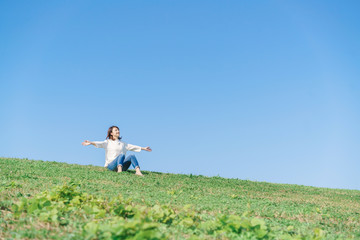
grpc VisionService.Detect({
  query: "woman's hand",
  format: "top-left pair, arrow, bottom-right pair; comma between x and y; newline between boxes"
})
142,146 -> 152,152
82,140 -> 92,146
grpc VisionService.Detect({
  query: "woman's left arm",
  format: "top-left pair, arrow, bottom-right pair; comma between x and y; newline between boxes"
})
141,147 -> 152,152
126,143 -> 152,152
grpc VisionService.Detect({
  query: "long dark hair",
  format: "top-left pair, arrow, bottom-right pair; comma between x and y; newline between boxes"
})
106,126 -> 122,140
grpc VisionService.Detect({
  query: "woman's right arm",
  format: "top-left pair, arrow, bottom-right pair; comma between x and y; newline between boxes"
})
82,140 -> 106,148
82,140 -> 97,147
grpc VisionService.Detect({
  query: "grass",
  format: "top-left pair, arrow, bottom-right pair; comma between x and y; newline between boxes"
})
0,157 -> 359,239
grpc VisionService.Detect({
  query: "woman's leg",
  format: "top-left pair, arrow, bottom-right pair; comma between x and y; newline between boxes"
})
122,154 -> 143,175
116,154 -> 126,172
107,154 -> 125,172
122,154 -> 139,170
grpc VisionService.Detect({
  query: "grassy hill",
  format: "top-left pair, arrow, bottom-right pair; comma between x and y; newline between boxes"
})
0,157 -> 359,239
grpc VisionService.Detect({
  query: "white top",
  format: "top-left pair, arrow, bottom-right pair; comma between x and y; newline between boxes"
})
93,139 -> 142,167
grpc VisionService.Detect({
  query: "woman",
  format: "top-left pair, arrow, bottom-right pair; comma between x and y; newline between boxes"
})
82,126 -> 152,176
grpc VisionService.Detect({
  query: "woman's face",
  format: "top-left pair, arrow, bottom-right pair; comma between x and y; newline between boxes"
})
111,127 -> 120,140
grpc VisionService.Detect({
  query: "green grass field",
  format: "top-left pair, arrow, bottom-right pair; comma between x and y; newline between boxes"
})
1,157 -> 359,239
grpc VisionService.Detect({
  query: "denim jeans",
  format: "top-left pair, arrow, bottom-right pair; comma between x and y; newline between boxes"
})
107,154 -> 140,171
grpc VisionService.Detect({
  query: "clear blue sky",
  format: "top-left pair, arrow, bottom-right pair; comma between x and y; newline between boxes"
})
1,1 -> 359,190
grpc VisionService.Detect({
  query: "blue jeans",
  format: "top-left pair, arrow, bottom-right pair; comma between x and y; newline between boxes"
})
107,154 -> 140,171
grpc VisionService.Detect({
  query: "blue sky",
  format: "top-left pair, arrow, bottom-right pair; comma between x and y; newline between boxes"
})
1,1 -> 359,190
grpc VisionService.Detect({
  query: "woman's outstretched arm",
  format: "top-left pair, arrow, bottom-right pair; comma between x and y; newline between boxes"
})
82,140 -> 107,148
82,140 -> 96,146
126,143 -> 152,152
141,147 -> 152,152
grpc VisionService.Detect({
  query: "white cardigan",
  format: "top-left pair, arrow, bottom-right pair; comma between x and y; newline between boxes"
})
93,139 -> 142,167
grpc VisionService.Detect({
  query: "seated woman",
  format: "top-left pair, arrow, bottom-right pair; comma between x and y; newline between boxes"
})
82,126 -> 152,176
